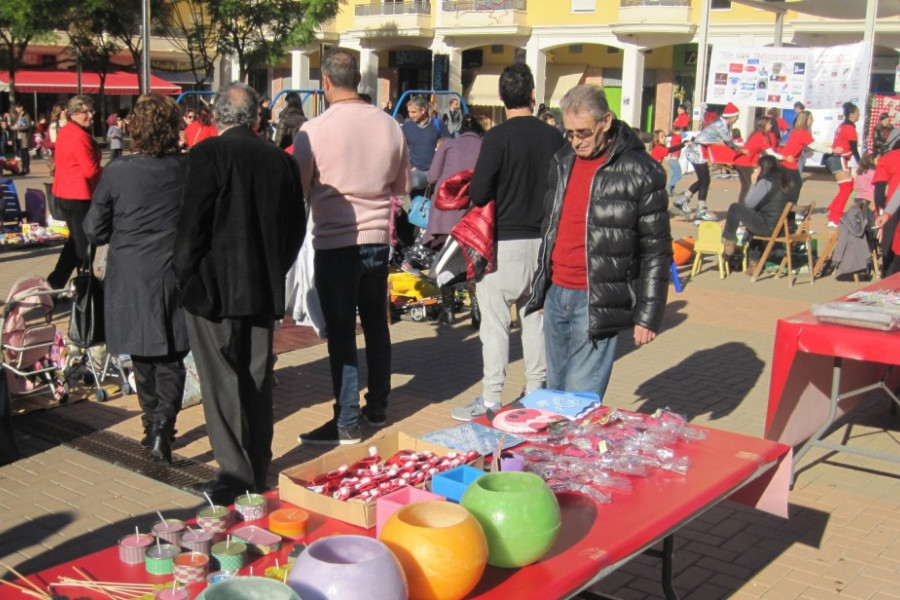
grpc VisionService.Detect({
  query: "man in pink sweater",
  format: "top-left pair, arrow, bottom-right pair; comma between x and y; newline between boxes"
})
293,48 -> 410,445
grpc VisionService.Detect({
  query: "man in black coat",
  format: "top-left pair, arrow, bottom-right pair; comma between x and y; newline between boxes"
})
173,82 -> 305,503
526,84 -> 672,402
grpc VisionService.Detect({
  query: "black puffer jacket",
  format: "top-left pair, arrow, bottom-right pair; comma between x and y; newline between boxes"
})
526,121 -> 672,338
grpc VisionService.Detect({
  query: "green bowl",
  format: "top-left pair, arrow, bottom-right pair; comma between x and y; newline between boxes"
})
460,471 -> 561,568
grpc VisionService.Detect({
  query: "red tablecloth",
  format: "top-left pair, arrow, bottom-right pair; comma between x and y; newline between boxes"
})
10,426 -> 789,600
765,274 -> 900,447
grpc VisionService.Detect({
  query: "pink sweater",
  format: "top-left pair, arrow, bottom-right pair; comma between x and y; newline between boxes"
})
854,169 -> 875,201
294,102 -> 410,250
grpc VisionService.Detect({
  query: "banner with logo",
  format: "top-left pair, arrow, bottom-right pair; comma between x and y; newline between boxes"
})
705,42 -> 869,110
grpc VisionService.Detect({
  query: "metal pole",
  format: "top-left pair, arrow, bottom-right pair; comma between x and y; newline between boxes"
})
141,0 -> 151,94
862,0 -> 879,108
692,0 -> 711,128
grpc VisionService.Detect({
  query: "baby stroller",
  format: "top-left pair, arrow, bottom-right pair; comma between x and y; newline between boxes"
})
1,276 -> 69,404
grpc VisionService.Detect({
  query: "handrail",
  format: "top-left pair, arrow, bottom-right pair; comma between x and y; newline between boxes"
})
442,0 -> 526,10
391,90 -> 469,119
355,1 -> 432,16
620,0 -> 690,7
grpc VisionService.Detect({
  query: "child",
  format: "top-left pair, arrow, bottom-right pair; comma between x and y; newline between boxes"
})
731,128 -> 744,145
855,152 -> 878,214
650,129 -> 685,196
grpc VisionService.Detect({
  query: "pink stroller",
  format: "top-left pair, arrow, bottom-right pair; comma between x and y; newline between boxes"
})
1,276 -> 69,403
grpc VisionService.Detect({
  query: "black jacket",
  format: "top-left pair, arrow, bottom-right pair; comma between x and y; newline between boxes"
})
173,126 -> 305,319
83,153 -> 190,356
526,121 -> 672,338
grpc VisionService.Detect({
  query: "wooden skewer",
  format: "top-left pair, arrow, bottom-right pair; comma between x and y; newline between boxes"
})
70,567 -> 119,600
0,578 -> 48,598
0,563 -> 49,599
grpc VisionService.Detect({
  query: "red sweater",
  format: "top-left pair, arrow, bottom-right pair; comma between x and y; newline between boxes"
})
779,129 -> 813,171
52,123 -> 102,201
551,154 -> 606,289
733,131 -> 775,168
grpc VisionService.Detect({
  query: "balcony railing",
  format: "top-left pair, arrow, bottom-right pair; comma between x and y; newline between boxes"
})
442,0 -> 526,11
355,2 -> 432,16
620,0 -> 690,6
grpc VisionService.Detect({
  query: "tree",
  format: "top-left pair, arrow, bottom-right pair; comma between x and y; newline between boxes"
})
0,0 -> 67,105
209,0 -> 341,83
66,9 -> 122,131
158,0 -> 220,85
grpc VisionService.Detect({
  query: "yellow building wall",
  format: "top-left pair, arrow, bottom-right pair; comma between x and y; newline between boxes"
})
526,0 -> 617,26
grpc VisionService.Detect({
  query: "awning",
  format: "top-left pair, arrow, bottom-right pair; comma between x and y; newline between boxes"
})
0,69 -> 182,95
545,64 -> 586,108
465,66 -> 504,107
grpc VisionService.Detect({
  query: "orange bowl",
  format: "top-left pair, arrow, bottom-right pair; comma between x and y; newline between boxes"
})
379,501 -> 487,600
673,238 -> 695,266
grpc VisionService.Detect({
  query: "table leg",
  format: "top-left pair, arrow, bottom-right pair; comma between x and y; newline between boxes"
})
791,357 -> 844,483
575,535 -> 679,600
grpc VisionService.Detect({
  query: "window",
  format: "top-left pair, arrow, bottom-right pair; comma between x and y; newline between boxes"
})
491,45 -> 504,55
569,45 -> 583,55
571,0 -> 595,13
607,47 -> 620,54
711,0 -> 732,9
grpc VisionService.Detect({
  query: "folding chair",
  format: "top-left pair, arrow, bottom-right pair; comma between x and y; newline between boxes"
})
1,179 -> 27,226
749,202 -> 816,287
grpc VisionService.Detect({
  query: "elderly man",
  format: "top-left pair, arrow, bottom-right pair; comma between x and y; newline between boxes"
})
173,83 -> 305,502
294,48 -> 410,445
526,84 -> 672,399
450,63 -> 564,421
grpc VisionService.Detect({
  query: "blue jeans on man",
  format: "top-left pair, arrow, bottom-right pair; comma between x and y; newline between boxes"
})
543,284 -> 617,399
314,244 -> 391,428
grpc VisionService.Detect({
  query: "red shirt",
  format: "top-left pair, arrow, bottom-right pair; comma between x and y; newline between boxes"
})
185,121 -> 218,148
650,144 -> 668,163
551,154 -> 607,290
873,149 -> 900,201
669,133 -> 682,158
832,122 -> 857,159
733,131 -> 775,167
673,113 -> 690,130
776,117 -> 789,134
778,129 -> 813,171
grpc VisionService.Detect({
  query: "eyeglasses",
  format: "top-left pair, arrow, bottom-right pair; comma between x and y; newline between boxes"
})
72,108 -> 94,115
564,122 -> 599,141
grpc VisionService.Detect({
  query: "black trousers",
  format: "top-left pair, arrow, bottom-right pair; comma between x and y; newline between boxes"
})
185,312 -> 275,491
688,163 -> 711,201
17,144 -> 30,174
47,198 -> 91,290
722,203 -> 773,241
735,165 -> 755,204
132,350 -> 188,432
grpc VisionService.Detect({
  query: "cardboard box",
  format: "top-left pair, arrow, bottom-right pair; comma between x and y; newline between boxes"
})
278,431 -> 483,529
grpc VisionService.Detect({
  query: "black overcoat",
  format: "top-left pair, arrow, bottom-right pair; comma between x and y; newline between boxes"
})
83,153 -> 190,356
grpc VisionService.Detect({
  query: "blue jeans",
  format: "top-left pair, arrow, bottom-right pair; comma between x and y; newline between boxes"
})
543,284 -> 617,400
315,244 -> 391,428
666,158 -> 683,193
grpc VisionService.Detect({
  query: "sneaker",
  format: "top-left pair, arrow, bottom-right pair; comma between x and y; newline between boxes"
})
298,421 -> 361,445
695,209 -> 718,222
361,406 -> 386,428
450,397 -> 501,422
673,195 -> 691,215
827,221 -> 839,229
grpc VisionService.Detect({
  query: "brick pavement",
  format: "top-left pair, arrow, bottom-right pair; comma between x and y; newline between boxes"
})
1,160 -> 899,598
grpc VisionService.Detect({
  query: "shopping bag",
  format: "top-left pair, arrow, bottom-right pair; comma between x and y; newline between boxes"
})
408,194 -> 431,229
68,247 -> 105,347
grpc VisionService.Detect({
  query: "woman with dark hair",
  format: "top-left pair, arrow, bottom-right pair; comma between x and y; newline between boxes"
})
777,110 -> 829,205
82,94 -> 190,464
733,116 -> 780,204
722,155 -> 792,262
425,113 -> 485,324
873,112 -> 893,154
184,105 -> 216,148
825,101 -> 862,227
47,95 -> 102,291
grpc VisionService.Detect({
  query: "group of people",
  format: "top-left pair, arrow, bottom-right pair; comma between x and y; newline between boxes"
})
44,51 -> 674,503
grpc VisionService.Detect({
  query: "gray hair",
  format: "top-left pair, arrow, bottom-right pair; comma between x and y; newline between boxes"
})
66,95 -> 94,115
560,84 -> 611,122
212,82 -> 260,129
407,96 -> 428,112
322,48 -> 360,90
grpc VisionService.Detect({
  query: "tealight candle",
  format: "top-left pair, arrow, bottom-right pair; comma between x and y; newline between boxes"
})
207,570 -> 237,585
118,532 -> 154,564
152,519 -> 185,546
234,492 -> 267,521
268,508 -> 309,538
181,528 -> 214,555
197,505 -> 231,536
155,586 -> 190,600
145,543 -> 180,575
173,551 -> 210,585
211,539 -> 248,572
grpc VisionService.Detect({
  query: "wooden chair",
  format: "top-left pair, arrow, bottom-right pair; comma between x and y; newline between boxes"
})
814,226 -> 881,282
748,202 -> 816,287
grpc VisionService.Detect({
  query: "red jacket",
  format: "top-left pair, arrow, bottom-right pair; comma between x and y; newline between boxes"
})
435,170 -> 496,280
52,123 -> 102,201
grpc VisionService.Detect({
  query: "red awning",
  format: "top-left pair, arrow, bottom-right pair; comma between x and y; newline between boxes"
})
0,69 -> 181,96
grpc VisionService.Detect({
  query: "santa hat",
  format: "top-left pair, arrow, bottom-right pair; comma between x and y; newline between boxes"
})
722,103 -> 740,118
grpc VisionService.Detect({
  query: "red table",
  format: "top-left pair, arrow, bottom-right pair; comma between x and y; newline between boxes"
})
9,425 -> 789,600
766,273 -> 900,479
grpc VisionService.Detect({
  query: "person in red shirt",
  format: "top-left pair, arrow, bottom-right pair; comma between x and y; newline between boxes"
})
184,105 -> 217,148
673,104 -> 690,130
733,116 -> 780,204
650,129 -> 685,195
766,107 -> 790,139
667,127 -> 685,195
777,110 -> 829,205
872,129 -> 900,275
825,102 -> 861,227
649,129 -> 670,163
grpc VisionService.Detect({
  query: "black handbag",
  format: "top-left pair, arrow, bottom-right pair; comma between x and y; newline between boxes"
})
44,184 -> 64,221
68,246 -> 105,347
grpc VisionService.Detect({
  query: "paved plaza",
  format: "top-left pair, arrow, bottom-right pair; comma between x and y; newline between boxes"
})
0,158 -> 898,599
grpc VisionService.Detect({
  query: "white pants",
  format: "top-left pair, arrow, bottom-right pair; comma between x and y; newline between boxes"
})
475,238 -> 546,405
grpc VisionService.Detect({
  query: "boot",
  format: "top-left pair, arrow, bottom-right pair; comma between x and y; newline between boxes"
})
148,422 -> 173,464
439,286 -> 455,326
470,295 -> 481,331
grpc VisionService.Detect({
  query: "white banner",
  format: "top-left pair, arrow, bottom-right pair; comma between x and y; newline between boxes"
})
705,42 -> 869,110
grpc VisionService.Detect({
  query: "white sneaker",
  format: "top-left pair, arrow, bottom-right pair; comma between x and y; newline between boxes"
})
827,221 -> 839,229
695,209 -> 719,222
672,195 -> 692,215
